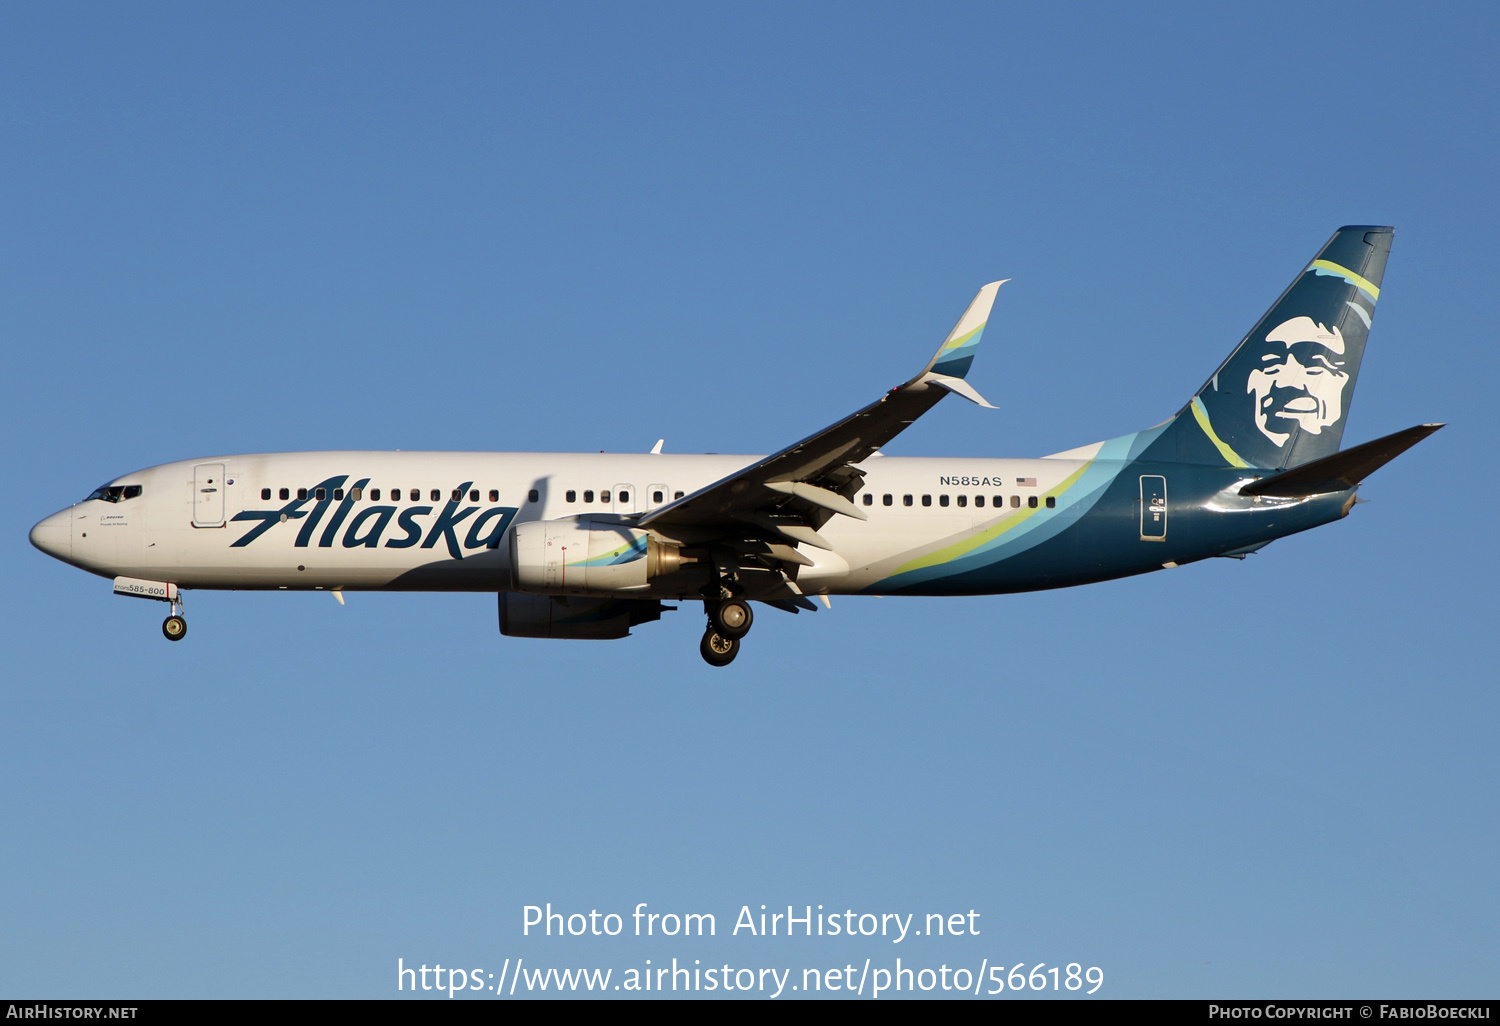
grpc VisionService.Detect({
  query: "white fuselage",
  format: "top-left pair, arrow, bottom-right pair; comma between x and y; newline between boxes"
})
39,450 -> 1092,597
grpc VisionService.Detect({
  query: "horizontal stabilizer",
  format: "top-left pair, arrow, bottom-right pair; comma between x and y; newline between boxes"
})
1240,423 -> 1444,498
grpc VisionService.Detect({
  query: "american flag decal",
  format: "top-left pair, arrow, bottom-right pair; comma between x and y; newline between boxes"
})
1016,477 -> 1037,487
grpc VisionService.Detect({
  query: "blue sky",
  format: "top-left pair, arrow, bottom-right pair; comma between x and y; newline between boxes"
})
3,2 -> 1496,999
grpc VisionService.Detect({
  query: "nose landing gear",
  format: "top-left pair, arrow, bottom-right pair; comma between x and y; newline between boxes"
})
161,594 -> 186,642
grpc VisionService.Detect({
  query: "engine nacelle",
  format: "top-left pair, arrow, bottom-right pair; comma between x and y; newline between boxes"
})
498,593 -> 671,640
510,515 -> 690,595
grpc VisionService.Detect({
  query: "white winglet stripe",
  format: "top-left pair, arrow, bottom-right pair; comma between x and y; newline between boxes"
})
944,280 -> 1006,344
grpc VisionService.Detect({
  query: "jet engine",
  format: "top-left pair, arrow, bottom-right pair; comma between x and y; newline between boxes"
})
510,515 -> 692,595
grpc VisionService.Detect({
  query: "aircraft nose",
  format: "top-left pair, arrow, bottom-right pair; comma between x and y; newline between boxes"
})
29,510 -> 71,561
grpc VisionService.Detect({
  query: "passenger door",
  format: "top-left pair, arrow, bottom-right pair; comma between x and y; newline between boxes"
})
194,463 -> 226,527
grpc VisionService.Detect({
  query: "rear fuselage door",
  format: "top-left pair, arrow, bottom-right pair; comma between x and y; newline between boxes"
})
1139,475 -> 1167,541
194,463 -> 226,527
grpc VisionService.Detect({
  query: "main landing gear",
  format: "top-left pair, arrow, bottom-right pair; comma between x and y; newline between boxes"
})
700,596 -> 753,667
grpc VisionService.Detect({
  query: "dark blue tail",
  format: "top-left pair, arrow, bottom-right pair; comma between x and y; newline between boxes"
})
1144,226 -> 1393,470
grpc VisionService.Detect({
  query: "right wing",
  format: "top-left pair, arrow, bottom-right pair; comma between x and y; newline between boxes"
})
637,281 -> 1005,587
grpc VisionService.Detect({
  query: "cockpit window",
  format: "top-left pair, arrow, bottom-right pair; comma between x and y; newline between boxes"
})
85,483 -> 143,503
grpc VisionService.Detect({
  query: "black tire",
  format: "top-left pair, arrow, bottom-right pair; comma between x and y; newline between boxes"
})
700,629 -> 739,667
162,615 -> 187,642
711,598 -> 753,639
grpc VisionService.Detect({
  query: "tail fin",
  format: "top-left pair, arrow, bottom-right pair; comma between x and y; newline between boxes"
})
1149,226 -> 1393,469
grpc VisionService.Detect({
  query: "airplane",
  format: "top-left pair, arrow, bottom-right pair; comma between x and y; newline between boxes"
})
30,226 -> 1441,666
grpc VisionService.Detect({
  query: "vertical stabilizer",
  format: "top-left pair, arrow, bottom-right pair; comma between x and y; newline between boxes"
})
1146,226 -> 1392,469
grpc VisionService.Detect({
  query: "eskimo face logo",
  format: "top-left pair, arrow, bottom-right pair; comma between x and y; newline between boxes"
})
1246,316 -> 1350,446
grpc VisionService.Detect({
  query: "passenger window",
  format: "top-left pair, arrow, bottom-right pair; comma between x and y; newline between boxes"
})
883,494 -> 893,506
601,490 -> 611,503
370,488 -> 380,501
653,490 -> 664,503
922,494 -> 932,507
316,488 -> 327,501
469,489 -> 479,502
939,495 -> 950,507
1011,495 -> 1021,508
566,490 -> 577,503
619,491 -> 629,504
584,490 -> 594,503
525,489 -> 536,503
351,487 -> 362,501
903,494 -> 913,507
280,488 -> 290,500
1028,496 -> 1038,508
975,495 -> 984,508
334,488 -> 344,500
1046,496 -> 1056,508
298,488 -> 308,500
451,489 -> 461,502
430,489 -> 441,502
957,494 -> 968,508
674,491 -> 685,500
863,493 -> 873,506
411,489 -> 420,502
994,495 -> 1003,507
261,488 -> 271,501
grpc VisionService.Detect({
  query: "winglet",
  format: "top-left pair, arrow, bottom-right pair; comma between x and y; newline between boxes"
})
921,371 -> 996,408
915,280 -> 1007,382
